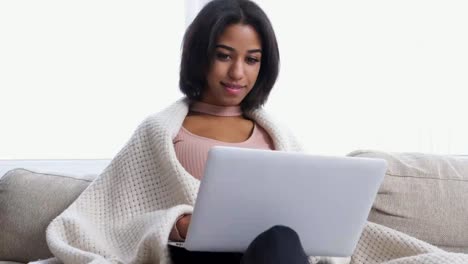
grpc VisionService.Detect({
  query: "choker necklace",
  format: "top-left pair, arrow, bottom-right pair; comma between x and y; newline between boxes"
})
190,101 -> 243,117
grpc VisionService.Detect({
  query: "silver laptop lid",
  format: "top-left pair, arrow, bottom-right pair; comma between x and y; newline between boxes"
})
185,146 -> 387,257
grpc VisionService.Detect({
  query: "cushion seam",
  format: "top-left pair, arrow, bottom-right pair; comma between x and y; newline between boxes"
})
2,168 -> 94,182
386,172 -> 468,182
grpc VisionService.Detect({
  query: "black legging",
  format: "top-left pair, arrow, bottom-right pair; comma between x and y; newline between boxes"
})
169,225 -> 310,264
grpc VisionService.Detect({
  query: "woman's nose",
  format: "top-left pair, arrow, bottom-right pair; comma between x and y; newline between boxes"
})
228,59 -> 244,80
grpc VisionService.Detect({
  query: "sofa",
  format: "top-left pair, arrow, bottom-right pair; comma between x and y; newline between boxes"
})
1,150 -> 467,263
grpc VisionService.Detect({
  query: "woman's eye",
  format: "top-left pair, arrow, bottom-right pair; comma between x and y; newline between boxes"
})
216,53 -> 230,61
246,57 -> 260,65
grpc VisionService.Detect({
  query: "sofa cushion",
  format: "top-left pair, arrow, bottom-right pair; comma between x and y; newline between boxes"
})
0,169 -> 96,262
348,150 -> 468,253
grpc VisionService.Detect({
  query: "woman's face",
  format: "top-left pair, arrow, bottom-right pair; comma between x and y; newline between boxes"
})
201,23 -> 262,106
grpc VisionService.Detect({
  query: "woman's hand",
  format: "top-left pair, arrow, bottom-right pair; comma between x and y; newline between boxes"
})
176,214 -> 192,239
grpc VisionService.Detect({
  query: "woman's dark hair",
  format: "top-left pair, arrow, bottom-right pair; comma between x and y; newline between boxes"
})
179,0 -> 280,112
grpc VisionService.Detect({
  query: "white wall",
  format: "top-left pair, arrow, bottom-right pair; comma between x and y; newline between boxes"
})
256,0 -> 468,155
0,1 -> 185,159
1,0 -> 467,159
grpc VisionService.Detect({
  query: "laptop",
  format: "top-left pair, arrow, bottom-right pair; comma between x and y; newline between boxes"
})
169,146 -> 387,257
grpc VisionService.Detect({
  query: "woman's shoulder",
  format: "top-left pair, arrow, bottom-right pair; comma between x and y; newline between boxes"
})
140,98 -> 190,122
130,98 -> 191,137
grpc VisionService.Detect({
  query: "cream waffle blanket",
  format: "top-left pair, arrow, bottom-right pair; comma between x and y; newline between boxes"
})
33,98 -> 468,264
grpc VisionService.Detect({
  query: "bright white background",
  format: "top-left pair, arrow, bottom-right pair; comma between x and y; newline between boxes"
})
1,0 -> 467,159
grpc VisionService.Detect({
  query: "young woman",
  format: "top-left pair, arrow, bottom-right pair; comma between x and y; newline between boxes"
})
170,2 -> 310,263
173,0 -> 280,240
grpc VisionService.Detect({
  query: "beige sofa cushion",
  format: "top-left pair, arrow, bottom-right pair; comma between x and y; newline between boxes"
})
348,150 -> 468,253
0,169 -> 95,263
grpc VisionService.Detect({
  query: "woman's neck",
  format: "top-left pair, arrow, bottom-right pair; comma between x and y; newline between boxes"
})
189,101 -> 242,117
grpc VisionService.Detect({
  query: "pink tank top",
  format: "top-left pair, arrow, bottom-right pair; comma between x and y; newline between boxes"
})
173,101 -> 275,179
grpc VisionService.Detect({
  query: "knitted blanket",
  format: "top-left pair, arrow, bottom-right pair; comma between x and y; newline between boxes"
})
34,98 -> 468,264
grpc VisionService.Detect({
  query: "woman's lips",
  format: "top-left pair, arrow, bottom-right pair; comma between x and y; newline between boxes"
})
221,82 -> 245,95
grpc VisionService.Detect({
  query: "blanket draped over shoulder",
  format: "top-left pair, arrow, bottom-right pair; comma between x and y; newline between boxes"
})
33,98 -> 468,264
